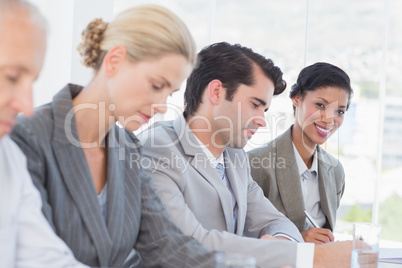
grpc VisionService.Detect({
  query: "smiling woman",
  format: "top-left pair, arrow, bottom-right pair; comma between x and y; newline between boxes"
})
248,62 -> 353,245
10,4 -> 215,268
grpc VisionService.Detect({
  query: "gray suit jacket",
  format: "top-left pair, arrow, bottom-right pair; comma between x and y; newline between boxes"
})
247,126 -> 345,232
11,84 -> 215,268
139,115 -> 304,268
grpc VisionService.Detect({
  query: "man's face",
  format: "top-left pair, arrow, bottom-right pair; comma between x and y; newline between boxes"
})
213,65 -> 275,148
0,13 -> 46,138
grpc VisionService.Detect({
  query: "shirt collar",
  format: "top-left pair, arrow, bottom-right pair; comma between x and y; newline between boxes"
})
185,120 -> 224,169
292,142 -> 318,176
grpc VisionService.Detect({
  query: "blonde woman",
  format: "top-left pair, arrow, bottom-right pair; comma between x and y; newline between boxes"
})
11,5 -> 214,268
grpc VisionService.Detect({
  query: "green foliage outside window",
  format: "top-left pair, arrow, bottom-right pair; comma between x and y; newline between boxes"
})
343,193 -> 402,242
379,193 -> 402,241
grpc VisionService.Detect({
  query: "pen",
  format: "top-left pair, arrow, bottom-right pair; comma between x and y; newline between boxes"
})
304,210 -> 319,228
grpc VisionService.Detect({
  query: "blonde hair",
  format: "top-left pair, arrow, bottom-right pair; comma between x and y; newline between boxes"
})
77,4 -> 196,70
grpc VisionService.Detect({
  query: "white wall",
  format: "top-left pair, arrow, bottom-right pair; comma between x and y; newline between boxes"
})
31,0 -> 113,106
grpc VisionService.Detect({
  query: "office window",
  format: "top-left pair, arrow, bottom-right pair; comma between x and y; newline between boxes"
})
31,0 -> 402,245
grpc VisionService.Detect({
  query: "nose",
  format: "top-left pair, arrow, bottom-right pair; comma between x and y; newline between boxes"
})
152,93 -> 170,115
10,85 -> 34,116
153,103 -> 167,114
254,110 -> 267,128
321,109 -> 335,125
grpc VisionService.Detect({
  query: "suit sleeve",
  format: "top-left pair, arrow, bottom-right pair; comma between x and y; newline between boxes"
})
243,153 -> 304,242
133,166 -> 216,268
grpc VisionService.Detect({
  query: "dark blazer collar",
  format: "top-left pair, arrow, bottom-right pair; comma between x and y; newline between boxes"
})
50,84 -> 129,266
276,125 -> 336,231
52,83 -> 82,144
274,126 -> 306,231
316,146 -> 337,230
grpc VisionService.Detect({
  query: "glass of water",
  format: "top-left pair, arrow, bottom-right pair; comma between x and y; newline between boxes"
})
351,222 -> 381,268
215,252 -> 256,268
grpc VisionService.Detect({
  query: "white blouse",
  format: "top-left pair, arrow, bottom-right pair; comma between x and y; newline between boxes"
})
0,135 -> 87,268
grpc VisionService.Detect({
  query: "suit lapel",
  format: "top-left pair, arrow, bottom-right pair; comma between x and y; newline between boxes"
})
105,127 -> 126,257
275,127 -> 306,231
317,146 -> 336,231
224,150 -> 246,235
173,116 -> 234,232
51,84 -> 112,266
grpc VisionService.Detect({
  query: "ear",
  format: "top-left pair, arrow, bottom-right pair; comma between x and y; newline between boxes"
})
207,79 -> 224,105
102,45 -> 127,77
291,92 -> 302,108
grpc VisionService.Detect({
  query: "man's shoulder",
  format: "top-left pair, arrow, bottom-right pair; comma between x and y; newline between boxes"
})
317,146 -> 344,173
139,120 -> 179,148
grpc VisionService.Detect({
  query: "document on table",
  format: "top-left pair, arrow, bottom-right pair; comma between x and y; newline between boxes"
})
379,248 -> 402,264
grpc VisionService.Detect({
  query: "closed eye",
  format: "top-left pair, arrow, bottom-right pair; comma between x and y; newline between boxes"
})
7,75 -> 18,83
152,84 -> 163,90
5,71 -> 20,84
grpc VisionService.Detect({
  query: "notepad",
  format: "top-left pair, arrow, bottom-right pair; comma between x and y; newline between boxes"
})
379,248 -> 402,264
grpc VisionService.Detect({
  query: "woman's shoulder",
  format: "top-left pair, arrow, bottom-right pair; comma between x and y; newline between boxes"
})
248,132 -> 288,159
317,146 -> 344,172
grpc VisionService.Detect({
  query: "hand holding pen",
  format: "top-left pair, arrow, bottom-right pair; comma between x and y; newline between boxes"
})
302,210 -> 335,244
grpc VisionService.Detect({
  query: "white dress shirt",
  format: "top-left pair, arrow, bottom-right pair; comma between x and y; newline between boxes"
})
0,135 -> 88,268
292,143 -> 326,229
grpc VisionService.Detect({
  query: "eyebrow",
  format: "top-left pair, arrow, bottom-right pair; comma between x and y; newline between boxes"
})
317,97 -> 347,109
1,65 -> 30,74
251,97 -> 270,112
0,65 -> 39,80
252,97 -> 267,106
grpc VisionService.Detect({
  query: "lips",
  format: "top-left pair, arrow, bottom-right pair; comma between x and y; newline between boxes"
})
245,129 -> 256,139
314,123 -> 333,137
138,113 -> 151,123
0,120 -> 15,134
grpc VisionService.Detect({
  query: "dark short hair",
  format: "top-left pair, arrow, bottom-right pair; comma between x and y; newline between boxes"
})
289,62 -> 353,112
183,42 -> 286,117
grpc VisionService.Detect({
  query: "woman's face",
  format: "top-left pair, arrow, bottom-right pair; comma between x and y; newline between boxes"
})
107,53 -> 192,131
292,86 -> 349,148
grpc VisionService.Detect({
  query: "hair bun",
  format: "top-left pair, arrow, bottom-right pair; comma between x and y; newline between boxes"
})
77,18 -> 108,68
